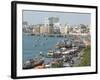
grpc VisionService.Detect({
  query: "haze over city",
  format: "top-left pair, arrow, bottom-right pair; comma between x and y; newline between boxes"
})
23,10 -> 91,25
22,10 -> 91,70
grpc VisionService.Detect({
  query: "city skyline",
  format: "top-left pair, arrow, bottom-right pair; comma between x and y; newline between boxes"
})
23,10 -> 91,25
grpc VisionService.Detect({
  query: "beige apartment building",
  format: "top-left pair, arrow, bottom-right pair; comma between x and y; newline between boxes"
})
40,25 -> 53,34
32,26 -> 40,34
60,25 -> 68,35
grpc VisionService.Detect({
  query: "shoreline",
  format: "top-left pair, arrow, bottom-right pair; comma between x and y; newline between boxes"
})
23,33 -> 90,38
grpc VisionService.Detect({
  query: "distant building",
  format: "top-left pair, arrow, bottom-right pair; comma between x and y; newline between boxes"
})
44,17 -> 49,27
40,26 -> 48,34
69,24 -> 90,35
22,21 -> 28,27
30,17 -> 90,35
48,17 -> 59,27
32,25 -> 40,34
53,23 -> 60,34
48,17 -> 60,33
40,25 -> 53,34
60,24 -> 68,35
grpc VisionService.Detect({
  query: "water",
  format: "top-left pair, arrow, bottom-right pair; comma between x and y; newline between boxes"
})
22,33 -> 90,65
22,34 -> 66,63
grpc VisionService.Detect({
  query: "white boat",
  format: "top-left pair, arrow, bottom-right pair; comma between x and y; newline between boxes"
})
62,47 -> 78,55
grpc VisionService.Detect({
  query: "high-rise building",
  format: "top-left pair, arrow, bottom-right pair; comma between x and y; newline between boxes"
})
48,17 -> 59,27
44,17 -> 49,27
48,17 -> 60,33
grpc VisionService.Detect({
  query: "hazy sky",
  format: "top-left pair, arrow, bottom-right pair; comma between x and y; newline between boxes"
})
23,10 -> 91,25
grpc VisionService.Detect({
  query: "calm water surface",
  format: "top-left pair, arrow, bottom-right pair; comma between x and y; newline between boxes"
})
23,34 -> 66,63
23,33 -> 90,64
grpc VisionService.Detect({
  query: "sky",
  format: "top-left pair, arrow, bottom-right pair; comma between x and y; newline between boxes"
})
23,10 -> 91,25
